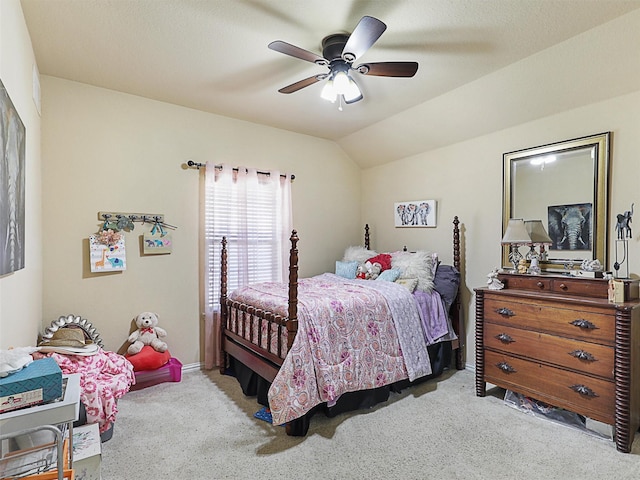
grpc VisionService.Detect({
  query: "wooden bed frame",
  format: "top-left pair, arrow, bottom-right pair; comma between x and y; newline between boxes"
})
219,216 -> 465,428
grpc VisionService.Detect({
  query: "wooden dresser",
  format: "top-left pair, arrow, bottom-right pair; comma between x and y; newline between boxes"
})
475,273 -> 640,453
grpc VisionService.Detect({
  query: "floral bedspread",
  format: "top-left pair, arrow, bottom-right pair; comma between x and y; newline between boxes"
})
229,273 -> 433,425
49,349 -> 134,433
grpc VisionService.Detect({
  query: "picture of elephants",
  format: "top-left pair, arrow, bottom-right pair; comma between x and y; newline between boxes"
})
394,200 -> 436,227
0,79 -> 26,275
547,203 -> 592,251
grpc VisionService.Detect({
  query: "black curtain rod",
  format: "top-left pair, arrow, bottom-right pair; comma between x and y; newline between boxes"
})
186,160 -> 295,180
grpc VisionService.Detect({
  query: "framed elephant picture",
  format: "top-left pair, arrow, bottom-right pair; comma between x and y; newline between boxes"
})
547,203 -> 592,251
1,78 -> 26,275
394,200 -> 437,227
143,232 -> 172,254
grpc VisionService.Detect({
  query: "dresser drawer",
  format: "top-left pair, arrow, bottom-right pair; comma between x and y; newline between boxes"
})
498,273 -> 610,299
548,277 -> 609,297
484,296 -> 614,346
484,350 -> 615,424
500,275 -> 552,292
484,323 -> 614,379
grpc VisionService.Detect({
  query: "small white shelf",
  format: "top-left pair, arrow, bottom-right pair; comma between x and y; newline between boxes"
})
0,374 -> 80,435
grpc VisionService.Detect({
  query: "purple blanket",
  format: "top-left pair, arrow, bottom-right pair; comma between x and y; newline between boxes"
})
414,290 -> 451,343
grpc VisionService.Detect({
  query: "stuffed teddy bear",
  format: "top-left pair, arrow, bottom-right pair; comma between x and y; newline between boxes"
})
127,312 -> 168,355
356,261 -> 382,280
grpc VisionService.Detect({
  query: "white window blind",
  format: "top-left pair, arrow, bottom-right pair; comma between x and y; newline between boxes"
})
204,164 -> 292,314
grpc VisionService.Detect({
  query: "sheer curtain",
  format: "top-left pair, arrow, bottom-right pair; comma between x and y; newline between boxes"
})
203,163 -> 292,369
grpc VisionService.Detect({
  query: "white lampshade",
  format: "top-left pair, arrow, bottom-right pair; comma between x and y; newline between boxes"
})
320,79 -> 337,103
333,71 -> 350,93
525,220 -> 553,244
321,71 -> 362,104
343,76 -> 363,103
501,218 -> 531,245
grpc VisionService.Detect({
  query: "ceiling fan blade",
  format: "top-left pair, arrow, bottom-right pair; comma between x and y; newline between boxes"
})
356,62 -> 418,77
342,16 -> 387,62
269,41 -> 328,65
278,75 -> 324,94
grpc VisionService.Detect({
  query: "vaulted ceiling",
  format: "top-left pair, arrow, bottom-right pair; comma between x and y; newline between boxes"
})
20,0 -> 640,167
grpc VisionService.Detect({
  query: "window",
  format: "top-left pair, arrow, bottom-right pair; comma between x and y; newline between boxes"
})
203,164 -> 292,315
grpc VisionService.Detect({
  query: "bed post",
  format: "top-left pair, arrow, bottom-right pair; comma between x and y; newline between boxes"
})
287,231 -> 299,352
452,216 -> 465,370
219,236 -> 228,375
364,224 -> 370,250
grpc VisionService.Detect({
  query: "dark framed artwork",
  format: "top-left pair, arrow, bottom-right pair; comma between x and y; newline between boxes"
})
547,203 -> 592,251
1,78 -> 26,275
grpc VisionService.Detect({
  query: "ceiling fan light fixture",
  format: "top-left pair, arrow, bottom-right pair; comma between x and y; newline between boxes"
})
322,70 -> 362,105
270,15 -> 419,102
343,77 -> 363,103
333,71 -> 350,94
320,78 -> 338,103
343,91 -> 363,104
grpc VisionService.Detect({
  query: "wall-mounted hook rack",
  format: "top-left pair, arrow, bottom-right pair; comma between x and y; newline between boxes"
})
98,212 -> 165,224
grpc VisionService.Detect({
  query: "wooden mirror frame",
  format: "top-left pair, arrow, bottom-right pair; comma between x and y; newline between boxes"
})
502,132 -> 611,272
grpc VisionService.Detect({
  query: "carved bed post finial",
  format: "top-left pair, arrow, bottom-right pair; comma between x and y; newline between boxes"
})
220,236 -> 228,374
364,224 -> 370,250
453,216 -> 460,272
287,230 -> 299,351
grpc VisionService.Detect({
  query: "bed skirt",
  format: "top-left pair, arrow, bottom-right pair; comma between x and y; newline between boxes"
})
227,341 -> 453,436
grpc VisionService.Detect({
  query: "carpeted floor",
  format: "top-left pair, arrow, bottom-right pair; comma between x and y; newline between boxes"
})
101,369 -> 640,479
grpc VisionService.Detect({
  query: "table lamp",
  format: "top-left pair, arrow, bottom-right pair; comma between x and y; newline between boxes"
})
525,219 -> 553,261
501,218 -> 531,271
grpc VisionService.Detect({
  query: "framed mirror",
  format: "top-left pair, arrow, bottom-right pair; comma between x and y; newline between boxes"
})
502,132 -> 610,272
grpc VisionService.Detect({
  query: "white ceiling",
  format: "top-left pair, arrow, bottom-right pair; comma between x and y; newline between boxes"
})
20,0 -> 640,167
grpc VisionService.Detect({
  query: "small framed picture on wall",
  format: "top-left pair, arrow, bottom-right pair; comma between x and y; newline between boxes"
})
394,200 -> 437,227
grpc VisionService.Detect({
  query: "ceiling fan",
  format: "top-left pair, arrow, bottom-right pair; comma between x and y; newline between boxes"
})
268,16 -> 418,107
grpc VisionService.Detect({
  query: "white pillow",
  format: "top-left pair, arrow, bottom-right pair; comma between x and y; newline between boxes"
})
343,246 -> 378,264
391,250 -> 435,293
395,277 -> 418,292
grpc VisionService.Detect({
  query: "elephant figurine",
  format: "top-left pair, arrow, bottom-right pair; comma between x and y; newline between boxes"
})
615,203 -> 634,239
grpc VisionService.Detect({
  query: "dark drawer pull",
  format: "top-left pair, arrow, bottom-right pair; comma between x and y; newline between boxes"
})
495,333 -> 515,344
496,362 -> 516,373
569,349 -> 597,362
496,307 -> 515,317
569,384 -> 598,397
569,319 -> 599,330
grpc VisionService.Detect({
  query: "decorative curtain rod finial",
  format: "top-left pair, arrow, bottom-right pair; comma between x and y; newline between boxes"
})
187,160 -> 204,168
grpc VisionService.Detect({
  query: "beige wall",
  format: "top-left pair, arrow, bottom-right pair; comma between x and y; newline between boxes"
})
362,90 -> 640,367
39,77 -> 361,365
3,1 -> 639,373
0,0 -> 42,349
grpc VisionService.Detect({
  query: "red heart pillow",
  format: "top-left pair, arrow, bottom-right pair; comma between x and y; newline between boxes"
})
125,345 -> 171,371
